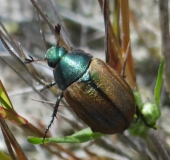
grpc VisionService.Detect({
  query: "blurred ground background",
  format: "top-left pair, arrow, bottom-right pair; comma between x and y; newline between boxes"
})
0,0 -> 170,160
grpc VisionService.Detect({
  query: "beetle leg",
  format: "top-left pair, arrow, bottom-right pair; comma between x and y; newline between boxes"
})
43,92 -> 63,142
40,81 -> 56,92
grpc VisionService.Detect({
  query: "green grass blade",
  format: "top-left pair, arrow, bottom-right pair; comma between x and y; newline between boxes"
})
0,80 -> 13,110
154,57 -> 164,115
0,150 -> 12,160
28,128 -> 103,144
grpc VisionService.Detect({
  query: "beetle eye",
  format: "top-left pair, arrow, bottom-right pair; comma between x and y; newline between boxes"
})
47,60 -> 55,68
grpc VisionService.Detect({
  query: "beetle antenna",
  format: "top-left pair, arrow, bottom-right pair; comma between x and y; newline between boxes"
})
121,41 -> 131,78
24,55 -> 46,64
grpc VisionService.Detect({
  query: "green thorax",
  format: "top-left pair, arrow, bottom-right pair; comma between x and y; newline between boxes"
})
45,46 -> 93,91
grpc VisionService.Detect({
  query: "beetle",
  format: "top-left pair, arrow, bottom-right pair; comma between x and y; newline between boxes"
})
25,30 -> 136,139
41,42 -> 136,138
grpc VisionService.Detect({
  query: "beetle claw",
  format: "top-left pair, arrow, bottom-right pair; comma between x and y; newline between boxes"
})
40,81 -> 56,92
24,55 -> 35,63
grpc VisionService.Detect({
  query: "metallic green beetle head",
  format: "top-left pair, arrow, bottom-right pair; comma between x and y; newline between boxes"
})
45,46 -> 68,68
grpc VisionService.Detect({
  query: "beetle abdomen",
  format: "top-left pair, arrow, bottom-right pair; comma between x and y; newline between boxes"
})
64,58 -> 136,134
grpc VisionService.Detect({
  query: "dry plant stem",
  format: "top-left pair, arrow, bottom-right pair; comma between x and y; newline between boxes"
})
99,0 -> 136,87
50,143 -> 82,160
29,0 -> 70,50
121,41 -> 130,77
21,123 -> 43,137
43,144 -> 67,160
0,116 -> 28,160
103,0 -> 109,63
0,22 -> 21,54
0,25 -> 59,111
36,11 -> 48,50
2,129 -> 16,160
29,0 -> 55,35
0,34 -> 49,102
148,131 -> 170,160
98,0 -> 123,72
96,137 -> 131,158
47,0 -> 72,49
0,29 -> 26,64
0,56 -> 39,96
121,135 -> 155,160
120,0 -> 136,87
113,0 -> 121,43
120,0 -> 130,50
158,0 -> 170,94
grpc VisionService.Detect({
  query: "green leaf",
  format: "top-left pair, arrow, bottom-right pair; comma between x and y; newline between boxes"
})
0,80 -> 13,110
28,128 -> 103,144
0,80 -> 28,126
133,89 -> 143,111
130,58 -> 164,137
154,57 -> 164,115
0,150 -> 12,160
